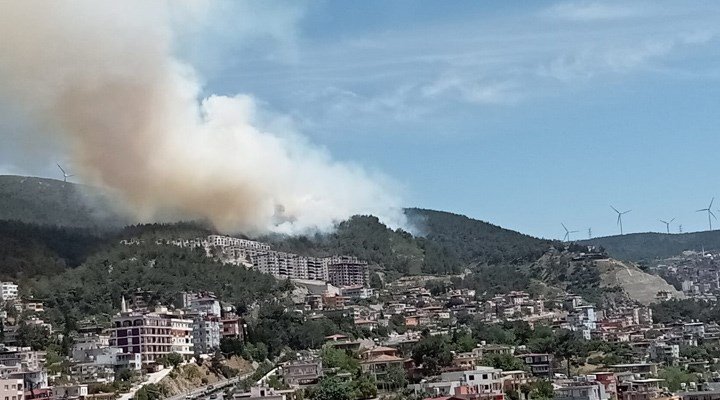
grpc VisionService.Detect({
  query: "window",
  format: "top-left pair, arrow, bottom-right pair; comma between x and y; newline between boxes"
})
469,375 -> 475,381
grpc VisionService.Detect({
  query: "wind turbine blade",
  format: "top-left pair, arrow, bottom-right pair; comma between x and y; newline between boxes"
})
670,218 -> 675,223
56,164 -> 66,174
659,220 -> 667,224
711,210 -> 717,220
711,197 -> 715,209
616,215 -> 621,225
67,174 -> 75,178
623,210 -> 632,214
697,209 -> 707,212
610,206 -> 620,214
562,223 -> 568,232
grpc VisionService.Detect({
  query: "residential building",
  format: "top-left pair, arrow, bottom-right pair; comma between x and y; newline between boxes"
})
326,257 -> 369,287
518,353 -> 554,377
221,316 -> 243,340
192,315 -> 221,355
108,306 -> 193,364
0,378 -> 23,400
53,384 -> 88,400
190,296 -> 221,317
281,360 -> 323,385
0,283 -> 18,302
555,383 -> 609,400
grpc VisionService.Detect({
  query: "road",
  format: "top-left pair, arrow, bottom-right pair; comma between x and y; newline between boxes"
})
118,368 -> 174,400
166,372 -> 254,400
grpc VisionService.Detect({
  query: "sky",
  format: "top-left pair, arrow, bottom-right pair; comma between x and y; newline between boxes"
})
3,0 -> 720,239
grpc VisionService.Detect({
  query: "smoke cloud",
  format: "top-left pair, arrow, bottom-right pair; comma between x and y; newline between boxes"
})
0,1 -> 406,234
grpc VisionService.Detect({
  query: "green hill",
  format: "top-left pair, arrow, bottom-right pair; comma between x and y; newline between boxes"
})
579,231 -> 720,262
0,175 -> 127,230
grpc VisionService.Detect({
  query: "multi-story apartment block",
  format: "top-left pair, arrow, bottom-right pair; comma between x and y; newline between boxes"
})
192,315 -> 221,355
555,382 -> 609,400
326,256 -> 369,287
0,378 -> 24,400
0,283 -> 18,302
190,296 -> 221,317
108,307 -> 193,365
221,315 -> 243,340
0,347 -> 44,372
207,235 -> 270,251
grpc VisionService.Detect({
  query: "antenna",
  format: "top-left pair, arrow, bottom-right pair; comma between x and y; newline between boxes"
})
561,223 -> 579,242
658,218 -> 675,234
696,197 -> 716,231
611,206 -> 631,235
56,163 -> 74,183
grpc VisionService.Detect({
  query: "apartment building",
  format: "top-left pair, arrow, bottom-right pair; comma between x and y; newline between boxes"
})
108,307 -> 193,365
326,256 -> 369,287
192,315 -> 221,355
555,383 -> 609,400
0,283 -> 18,302
0,378 -> 24,400
208,235 -> 271,251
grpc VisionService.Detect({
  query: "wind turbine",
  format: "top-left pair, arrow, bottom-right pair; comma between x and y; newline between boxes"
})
562,223 -> 579,242
611,206 -> 631,235
658,218 -> 675,234
56,163 -> 74,183
697,197 -> 716,231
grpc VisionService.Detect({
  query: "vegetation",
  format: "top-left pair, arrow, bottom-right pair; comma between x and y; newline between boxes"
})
580,231 -> 720,262
651,299 -> 720,324
0,175 -> 128,229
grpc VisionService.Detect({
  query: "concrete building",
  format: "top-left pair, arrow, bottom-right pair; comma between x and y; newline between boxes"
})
326,256 -> 369,287
53,384 -> 89,400
555,383 -> 609,400
190,296 -> 221,317
518,353 -> 554,377
108,306 -> 193,365
0,283 -> 18,302
281,360 -> 323,385
192,315 -> 221,355
0,378 -> 24,400
221,316 -> 243,340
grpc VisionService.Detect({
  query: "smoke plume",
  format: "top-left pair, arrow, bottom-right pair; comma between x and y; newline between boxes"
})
0,1 -> 406,234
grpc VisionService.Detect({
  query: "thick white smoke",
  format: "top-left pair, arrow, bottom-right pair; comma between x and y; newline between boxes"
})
0,1 -> 406,234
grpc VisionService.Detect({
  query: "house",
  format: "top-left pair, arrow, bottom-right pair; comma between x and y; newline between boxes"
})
53,384 -> 89,400
518,353 -> 554,377
554,383 -> 609,400
360,354 -> 404,382
609,363 -> 658,379
281,360 -> 322,385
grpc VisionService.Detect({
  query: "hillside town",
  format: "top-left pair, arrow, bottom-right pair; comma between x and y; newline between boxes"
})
3,235 -> 720,400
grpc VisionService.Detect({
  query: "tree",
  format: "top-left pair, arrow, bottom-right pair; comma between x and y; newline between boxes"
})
412,334 -> 453,376
15,322 -> 51,350
314,377 -> 352,400
156,352 -> 184,368
351,376 -> 378,400
483,353 -> 526,372
531,380 -> 554,400
321,346 -> 360,373
385,365 -> 408,390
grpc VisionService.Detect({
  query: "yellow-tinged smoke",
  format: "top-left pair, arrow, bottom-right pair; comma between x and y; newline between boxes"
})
0,1 -> 406,234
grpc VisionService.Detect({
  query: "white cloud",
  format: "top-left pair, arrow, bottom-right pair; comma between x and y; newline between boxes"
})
545,2 -> 641,21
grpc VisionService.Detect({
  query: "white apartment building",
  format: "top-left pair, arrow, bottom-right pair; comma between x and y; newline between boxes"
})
555,383 -> 609,400
192,315 -> 221,355
0,283 -> 18,302
208,235 -> 271,251
0,378 -> 24,400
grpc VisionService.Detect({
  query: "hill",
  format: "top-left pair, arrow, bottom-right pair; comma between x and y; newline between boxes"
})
580,231 -> 720,262
0,175 -> 128,230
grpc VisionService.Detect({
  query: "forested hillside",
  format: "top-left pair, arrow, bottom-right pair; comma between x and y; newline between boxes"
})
0,175 -> 127,230
0,220 -> 104,280
580,231 -> 720,262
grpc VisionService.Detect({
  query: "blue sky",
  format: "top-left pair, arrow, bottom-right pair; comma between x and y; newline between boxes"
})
5,1 -> 720,239
187,0 -> 720,239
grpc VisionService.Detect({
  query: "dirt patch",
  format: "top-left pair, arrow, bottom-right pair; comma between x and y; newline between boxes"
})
160,356 -> 253,397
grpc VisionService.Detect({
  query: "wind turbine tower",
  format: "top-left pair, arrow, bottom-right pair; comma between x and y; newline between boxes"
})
588,228 -> 592,239
562,223 -> 579,242
659,218 -> 675,234
697,198 -> 716,231
56,163 -> 74,183
611,206 -> 631,235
